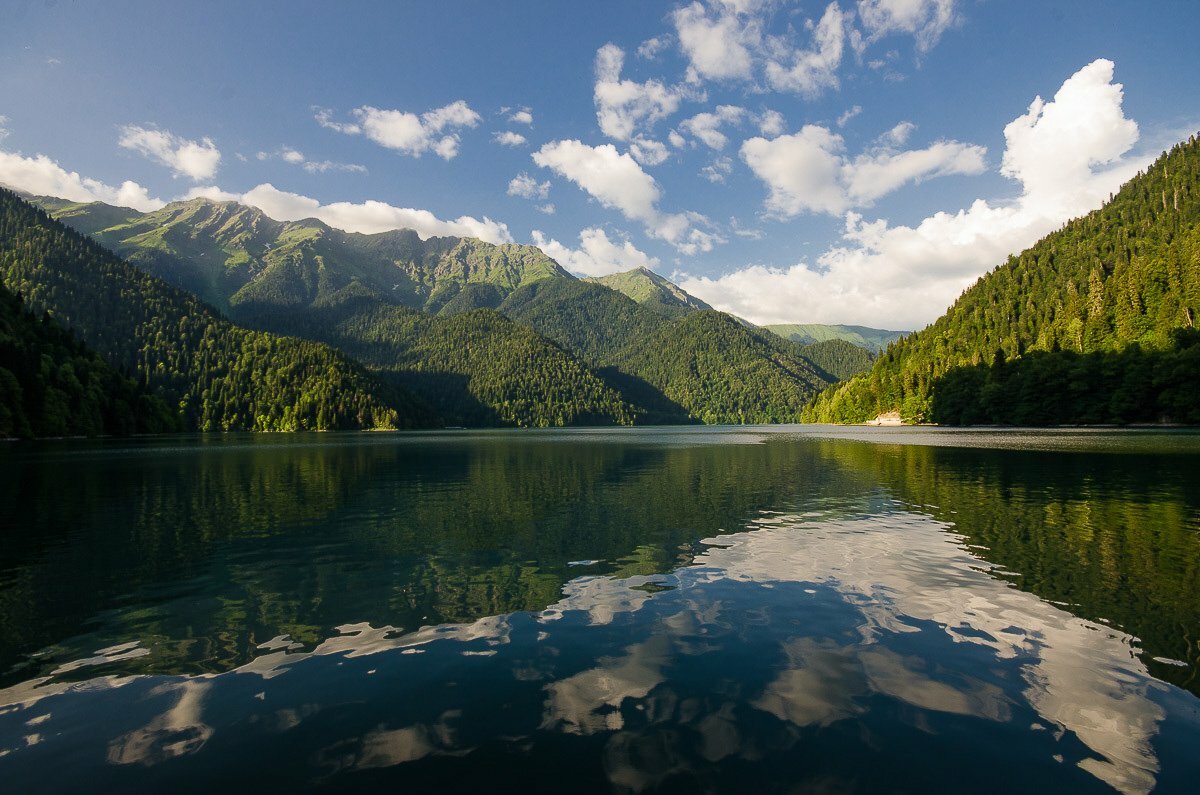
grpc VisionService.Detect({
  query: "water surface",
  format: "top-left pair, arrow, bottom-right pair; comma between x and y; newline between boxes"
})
2,427 -> 1199,792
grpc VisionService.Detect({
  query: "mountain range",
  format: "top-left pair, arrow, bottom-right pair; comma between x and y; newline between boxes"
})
0,189 -> 899,436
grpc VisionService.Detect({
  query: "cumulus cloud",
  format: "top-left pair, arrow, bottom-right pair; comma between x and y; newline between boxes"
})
757,109 -> 786,136
673,1 -> 758,82
0,148 -> 165,212
764,3 -> 848,96
682,59 -> 1146,330
673,1 -> 960,98
532,139 -> 722,254
508,108 -> 534,125
532,227 -> 659,277
854,0 -> 958,54
494,131 -> 528,147
220,183 -> 513,243
256,147 -> 366,174
593,43 -> 689,142
629,136 -> 670,166
507,172 -> 550,200
677,105 -> 745,150
741,122 -> 986,216
0,137 -> 511,244
118,125 -> 221,180
316,101 -> 480,160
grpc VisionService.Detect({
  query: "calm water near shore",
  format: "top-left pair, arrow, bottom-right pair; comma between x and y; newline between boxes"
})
1,426 -> 1199,792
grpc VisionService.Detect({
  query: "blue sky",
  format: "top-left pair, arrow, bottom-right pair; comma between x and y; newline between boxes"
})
2,0 -> 1199,329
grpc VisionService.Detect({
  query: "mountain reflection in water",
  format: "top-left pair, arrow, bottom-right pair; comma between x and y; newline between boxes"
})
1,428 -> 1198,792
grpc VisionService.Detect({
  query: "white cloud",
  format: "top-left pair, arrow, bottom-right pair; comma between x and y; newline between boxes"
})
317,101 -> 481,160
0,115 -> 9,141
0,148 -> 165,212
757,109 -> 786,136
532,227 -> 659,277
508,108 -> 534,126
533,140 -> 661,225
673,1 -> 757,82
701,156 -> 734,183
532,139 -> 721,254
837,105 -> 863,127
741,122 -> 986,216
764,2 -> 847,96
507,172 -> 550,200
229,183 -> 513,243
629,136 -> 670,166
118,125 -> 221,181
494,131 -> 528,147
856,0 -> 958,54
301,160 -> 368,175
313,107 -> 361,134
636,36 -> 671,60
683,59 -> 1146,330
677,105 -> 745,150
593,43 -> 688,142
538,203 -> 555,215
672,1 -> 959,99
877,120 -> 915,146
257,147 -> 366,174
0,140 -> 511,244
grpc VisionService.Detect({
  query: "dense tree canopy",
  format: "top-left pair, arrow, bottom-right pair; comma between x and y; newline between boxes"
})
0,189 -> 421,432
805,134 -> 1200,424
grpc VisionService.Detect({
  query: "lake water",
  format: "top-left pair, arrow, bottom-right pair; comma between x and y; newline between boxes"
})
2,426 -> 1199,793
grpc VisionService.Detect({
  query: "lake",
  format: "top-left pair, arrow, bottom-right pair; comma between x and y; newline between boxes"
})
2,426 -> 1199,793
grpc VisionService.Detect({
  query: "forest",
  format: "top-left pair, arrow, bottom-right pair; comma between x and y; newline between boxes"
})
805,135 -> 1200,424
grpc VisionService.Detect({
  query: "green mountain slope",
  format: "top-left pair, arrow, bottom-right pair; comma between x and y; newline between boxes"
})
39,195 -> 839,426
611,311 -> 831,424
584,266 -> 713,318
0,282 -> 175,438
804,134 -> 1200,424
497,278 -> 842,422
40,197 -> 568,316
765,323 -> 907,352
796,338 -> 876,382
256,285 -> 640,427
498,279 -> 668,364
0,188 -> 422,431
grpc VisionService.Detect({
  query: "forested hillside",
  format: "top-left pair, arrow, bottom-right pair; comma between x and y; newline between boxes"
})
805,134 -> 1200,424
253,285 -> 641,427
0,189 -> 421,432
35,194 -> 881,427
611,311 -> 830,424
0,283 -> 175,438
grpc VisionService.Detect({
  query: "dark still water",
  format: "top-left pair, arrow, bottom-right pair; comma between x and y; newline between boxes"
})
2,427 -> 1199,793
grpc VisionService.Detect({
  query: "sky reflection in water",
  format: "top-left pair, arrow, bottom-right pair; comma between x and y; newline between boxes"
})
1,428 -> 1198,792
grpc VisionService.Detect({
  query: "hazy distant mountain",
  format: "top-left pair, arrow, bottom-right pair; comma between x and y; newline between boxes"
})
764,323 -> 907,352
584,266 -> 713,318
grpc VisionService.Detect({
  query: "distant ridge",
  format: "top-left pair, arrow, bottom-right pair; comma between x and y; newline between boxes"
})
764,323 -> 907,352
585,266 -> 713,318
